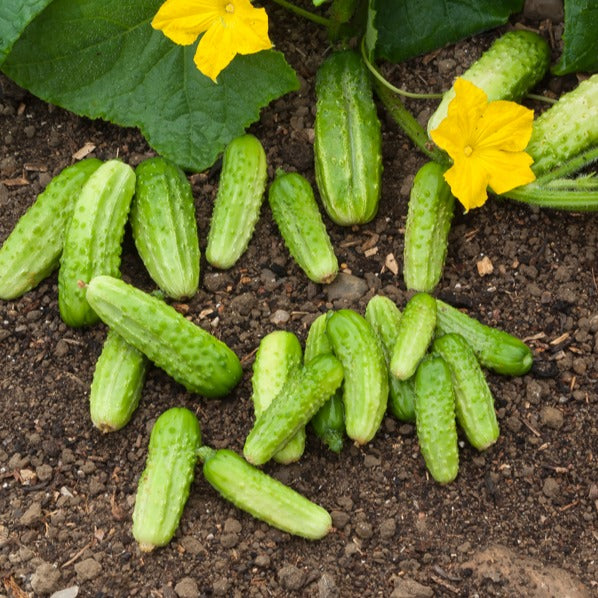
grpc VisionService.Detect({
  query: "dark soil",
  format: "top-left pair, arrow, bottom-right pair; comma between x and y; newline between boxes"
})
0,3 -> 596,598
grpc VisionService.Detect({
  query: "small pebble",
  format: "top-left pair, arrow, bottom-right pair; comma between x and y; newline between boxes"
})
278,564 -> 306,591
174,576 -> 199,598
540,406 -> 564,430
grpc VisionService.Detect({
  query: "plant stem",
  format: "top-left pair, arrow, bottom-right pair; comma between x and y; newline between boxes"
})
270,0 -> 335,27
533,146 -> 598,182
502,185 -> 598,211
526,93 -> 557,105
197,446 -> 216,462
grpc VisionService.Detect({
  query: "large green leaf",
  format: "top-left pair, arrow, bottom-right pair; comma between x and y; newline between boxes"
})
553,0 -> 598,74
2,0 -> 298,172
370,0 -> 525,63
0,0 -> 52,65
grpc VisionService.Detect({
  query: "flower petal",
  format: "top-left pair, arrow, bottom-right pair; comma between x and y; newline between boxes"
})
475,148 -> 536,194
443,157 -> 490,212
228,1 -> 272,55
194,22 -> 237,82
473,100 -> 535,152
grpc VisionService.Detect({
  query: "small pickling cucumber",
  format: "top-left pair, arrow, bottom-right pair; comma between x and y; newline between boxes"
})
326,309 -> 388,445
365,295 -> 416,422
526,74 -> 598,176
89,329 -> 148,433
390,292 -> 437,381
243,353 -> 344,466
132,407 -> 201,551
403,162 -> 455,293
427,30 -> 550,135
206,134 -> 268,269
414,355 -> 459,484
314,49 -> 382,226
199,447 -> 332,540
0,158 -> 102,300
433,333 -> 499,450
268,170 -> 338,284
251,330 -> 306,464
86,275 -> 242,397
130,157 -> 200,300
58,159 -> 136,327
435,298 -> 533,376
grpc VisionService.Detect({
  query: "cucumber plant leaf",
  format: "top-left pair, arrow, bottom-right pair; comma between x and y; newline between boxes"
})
1,0 -> 298,172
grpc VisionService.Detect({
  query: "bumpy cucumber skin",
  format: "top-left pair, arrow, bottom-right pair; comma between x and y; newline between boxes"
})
243,353 -> 344,466
268,171 -> 338,284
435,299 -> 533,376
201,448 -> 332,540
58,160 -> 136,327
0,159 -> 102,300
433,333 -> 499,450
314,50 -> 382,226
86,276 -> 242,397
427,30 -> 550,135
132,407 -> 201,551
131,157 -> 200,300
527,74 -> 598,175
403,162 -> 455,293
365,295 -> 416,422
251,330 -> 306,464
390,293 -> 437,381
206,134 -> 268,269
414,356 -> 459,484
326,309 -> 388,445
89,329 -> 148,433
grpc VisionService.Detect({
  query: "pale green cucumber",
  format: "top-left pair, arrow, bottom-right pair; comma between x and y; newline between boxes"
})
131,157 -> 200,300
58,160 -> 136,327
89,329 -> 148,433
251,330 -> 305,464
132,407 -> 201,551
199,447 -> 332,540
0,158 -> 102,300
206,134 -> 268,269
86,275 -> 242,397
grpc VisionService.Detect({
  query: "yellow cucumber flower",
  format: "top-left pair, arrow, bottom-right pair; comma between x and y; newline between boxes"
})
430,78 -> 536,211
152,0 -> 272,83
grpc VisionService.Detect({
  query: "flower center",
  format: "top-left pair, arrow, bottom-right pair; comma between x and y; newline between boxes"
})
463,145 -> 473,157
225,2 -> 235,13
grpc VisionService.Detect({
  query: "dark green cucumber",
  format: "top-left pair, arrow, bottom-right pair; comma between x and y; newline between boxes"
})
0,158 -> 102,300
435,298 -> 533,376
268,171 -> 338,284
433,333 -> 499,450
390,292 -> 437,381
251,330 -> 305,464
365,295 -> 416,422
414,356 -> 459,484
132,407 -> 201,551
314,49 -> 382,226
326,309 -> 388,445
206,134 -> 268,269
199,447 -> 332,539
131,157 -> 200,300
58,160 -> 136,327
403,162 -> 455,293
243,353 -> 344,466
86,275 -> 242,397
89,329 -> 148,433
427,29 -> 550,135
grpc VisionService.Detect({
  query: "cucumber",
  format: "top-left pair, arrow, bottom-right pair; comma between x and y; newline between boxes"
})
0,158 -> 102,300
130,157 -> 200,300
326,309 -> 388,445
414,356 -> 459,484
427,30 -> 550,135
526,73 -> 598,176
268,170 -> 338,284
243,353 -> 344,466
132,407 -> 201,551
365,295 -> 416,422
403,162 -> 455,293
86,275 -> 242,397
314,49 -> 382,226
250,331 -> 306,464
390,292 -> 437,381
199,447 -> 332,540
433,333 -> 499,450
58,160 -> 136,327
435,298 -> 533,376
89,329 -> 148,433
206,134 -> 268,269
